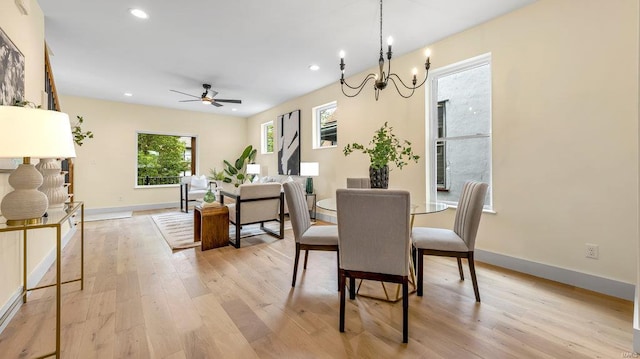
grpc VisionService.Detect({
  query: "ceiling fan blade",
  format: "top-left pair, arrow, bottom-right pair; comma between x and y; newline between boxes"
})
179,99 -> 200,102
211,101 -> 223,107
214,99 -> 242,104
170,89 -> 200,98
209,90 -> 218,98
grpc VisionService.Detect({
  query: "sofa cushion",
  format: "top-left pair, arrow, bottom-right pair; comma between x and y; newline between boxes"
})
190,175 -> 208,189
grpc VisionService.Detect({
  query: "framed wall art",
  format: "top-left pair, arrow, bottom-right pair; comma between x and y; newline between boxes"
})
0,25 -> 25,105
277,109 -> 300,175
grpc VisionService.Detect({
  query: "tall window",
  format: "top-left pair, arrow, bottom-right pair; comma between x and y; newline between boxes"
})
312,101 -> 337,148
428,54 -> 492,208
261,121 -> 274,154
137,133 -> 195,186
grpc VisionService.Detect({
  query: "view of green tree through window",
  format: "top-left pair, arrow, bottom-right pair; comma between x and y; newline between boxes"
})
313,101 -> 337,148
137,133 -> 194,186
261,121 -> 274,154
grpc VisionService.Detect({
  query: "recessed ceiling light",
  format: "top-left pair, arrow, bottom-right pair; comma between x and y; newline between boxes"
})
231,108 -> 238,112
124,92 -> 133,97
129,8 -> 148,19
308,64 -> 320,71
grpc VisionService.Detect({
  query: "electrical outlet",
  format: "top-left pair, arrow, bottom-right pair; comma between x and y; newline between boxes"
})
585,244 -> 599,259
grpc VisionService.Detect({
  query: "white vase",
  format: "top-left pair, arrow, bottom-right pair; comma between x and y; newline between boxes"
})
36,158 -> 68,209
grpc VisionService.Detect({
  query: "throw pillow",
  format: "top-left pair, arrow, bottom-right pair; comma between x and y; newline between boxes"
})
190,175 -> 208,189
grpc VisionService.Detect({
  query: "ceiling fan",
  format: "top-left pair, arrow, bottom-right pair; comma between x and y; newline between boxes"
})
170,83 -> 242,107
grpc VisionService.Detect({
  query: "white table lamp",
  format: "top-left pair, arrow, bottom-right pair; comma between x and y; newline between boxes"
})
0,106 -> 76,225
246,163 -> 261,183
300,162 -> 319,194
246,163 -> 261,175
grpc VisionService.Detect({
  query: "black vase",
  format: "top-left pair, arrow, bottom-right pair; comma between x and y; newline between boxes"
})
369,165 -> 389,189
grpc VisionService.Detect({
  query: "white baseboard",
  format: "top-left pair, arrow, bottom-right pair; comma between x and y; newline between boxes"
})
0,289 -> 23,334
84,202 -> 176,216
474,249 -> 634,300
0,225 -> 77,334
317,212 -> 633,300
633,286 -> 640,353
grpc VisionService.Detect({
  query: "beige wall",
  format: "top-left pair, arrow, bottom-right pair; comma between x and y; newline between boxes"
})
58,95 -> 248,210
249,0 -> 639,284
0,0 -> 50,310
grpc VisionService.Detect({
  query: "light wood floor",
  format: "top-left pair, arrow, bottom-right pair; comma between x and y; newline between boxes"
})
0,210 -> 633,358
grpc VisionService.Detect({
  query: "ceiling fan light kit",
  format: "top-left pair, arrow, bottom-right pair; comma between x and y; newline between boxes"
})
170,83 -> 242,108
339,0 -> 431,100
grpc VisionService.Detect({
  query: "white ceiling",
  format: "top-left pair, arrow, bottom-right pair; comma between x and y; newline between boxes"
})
40,0 -> 535,118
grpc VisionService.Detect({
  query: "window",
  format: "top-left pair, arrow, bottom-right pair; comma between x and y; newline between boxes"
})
313,101 -> 337,148
261,121 -> 274,154
428,54 -> 492,209
137,132 -> 195,186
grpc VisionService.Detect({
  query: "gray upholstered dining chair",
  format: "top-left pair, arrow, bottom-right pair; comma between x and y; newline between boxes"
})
412,181 -> 488,302
336,188 -> 411,343
346,177 -> 371,188
283,182 -> 339,288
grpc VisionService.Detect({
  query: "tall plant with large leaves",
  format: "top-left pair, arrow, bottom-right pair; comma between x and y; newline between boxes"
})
223,145 -> 257,187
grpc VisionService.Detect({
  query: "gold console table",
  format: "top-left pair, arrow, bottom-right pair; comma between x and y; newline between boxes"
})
0,201 -> 84,358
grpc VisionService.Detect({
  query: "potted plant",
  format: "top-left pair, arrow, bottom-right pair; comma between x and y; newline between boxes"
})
343,122 -> 420,188
223,145 -> 257,187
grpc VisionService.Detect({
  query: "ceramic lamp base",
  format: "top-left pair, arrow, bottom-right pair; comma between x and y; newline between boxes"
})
305,177 -> 314,194
1,163 -> 48,225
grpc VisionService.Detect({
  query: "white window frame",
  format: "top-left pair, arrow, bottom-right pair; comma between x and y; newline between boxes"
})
426,53 -> 493,210
312,101 -> 337,149
261,120 -> 274,154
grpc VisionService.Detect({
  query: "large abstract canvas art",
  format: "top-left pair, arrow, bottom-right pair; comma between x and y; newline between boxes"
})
0,26 -> 25,105
277,110 -> 300,175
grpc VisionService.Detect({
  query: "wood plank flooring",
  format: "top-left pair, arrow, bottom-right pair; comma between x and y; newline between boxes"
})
0,210 -> 633,358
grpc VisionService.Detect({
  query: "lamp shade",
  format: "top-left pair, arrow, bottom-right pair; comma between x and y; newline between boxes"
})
0,106 -> 76,159
300,162 -> 319,177
246,163 -> 261,175
0,106 -> 76,225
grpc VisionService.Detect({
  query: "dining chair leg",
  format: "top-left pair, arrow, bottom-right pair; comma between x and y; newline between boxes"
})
292,243 -> 301,287
457,257 -> 464,280
412,246 -> 417,273
402,279 -> 409,343
417,249 -> 424,296
468,252 -> 481,302
336,252 -> 340,291
339,271 -> 346,332
303,250 -> 309,269
349,277 -> 356,300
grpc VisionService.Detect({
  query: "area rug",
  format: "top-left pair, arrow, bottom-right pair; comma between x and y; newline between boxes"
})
151,212 -> 291,250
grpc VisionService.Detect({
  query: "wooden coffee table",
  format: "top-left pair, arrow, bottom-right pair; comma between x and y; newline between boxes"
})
194,203 -> 229,250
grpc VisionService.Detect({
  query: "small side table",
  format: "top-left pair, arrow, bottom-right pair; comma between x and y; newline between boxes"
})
305,193 -> 317,221
194,204 -> 229,250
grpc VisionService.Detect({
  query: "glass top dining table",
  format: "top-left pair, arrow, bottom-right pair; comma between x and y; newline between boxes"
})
316,198 -> 448,215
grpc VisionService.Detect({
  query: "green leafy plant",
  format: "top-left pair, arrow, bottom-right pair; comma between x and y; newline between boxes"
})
208,168 -> 226,181
343,121 -> 420,170
72,116 -> 93,146
223,145 -> 257,187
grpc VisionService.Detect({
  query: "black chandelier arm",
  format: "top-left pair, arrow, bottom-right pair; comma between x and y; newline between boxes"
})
387,76 -> 417,99
341,76 -> 377,98
387,71 -> 429,91
341,73 -> 377,90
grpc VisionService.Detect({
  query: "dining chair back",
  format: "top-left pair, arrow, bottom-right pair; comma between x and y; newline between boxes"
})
284,182 -> 339,288
336,188 -> 411,342
412,181 -> 488,302
346,177 -> 371,189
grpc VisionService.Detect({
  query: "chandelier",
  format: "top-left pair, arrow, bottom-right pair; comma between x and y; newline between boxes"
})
339,0 -> 431,100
